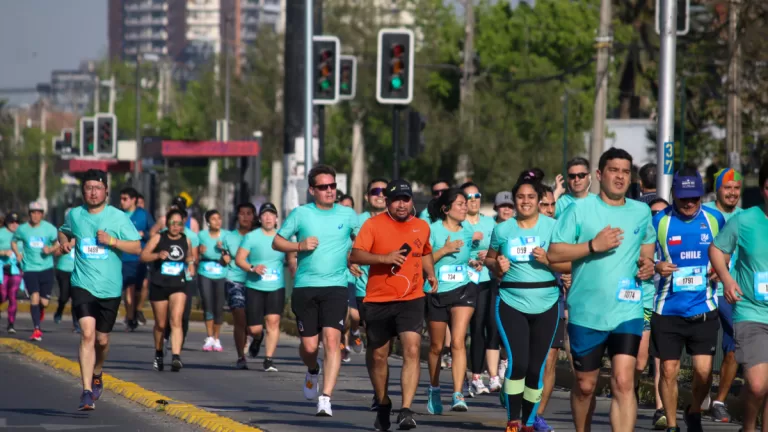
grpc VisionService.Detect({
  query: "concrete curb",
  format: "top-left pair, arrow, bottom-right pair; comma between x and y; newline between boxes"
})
0,338 -> 264,432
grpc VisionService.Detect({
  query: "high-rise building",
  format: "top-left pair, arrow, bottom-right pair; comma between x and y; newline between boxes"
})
50,62 -> 98,115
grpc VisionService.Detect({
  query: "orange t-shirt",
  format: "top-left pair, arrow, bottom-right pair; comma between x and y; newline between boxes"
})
352,213 -> 432,303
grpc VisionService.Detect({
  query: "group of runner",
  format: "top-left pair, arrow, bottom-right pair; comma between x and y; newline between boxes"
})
1,150 -> 767,432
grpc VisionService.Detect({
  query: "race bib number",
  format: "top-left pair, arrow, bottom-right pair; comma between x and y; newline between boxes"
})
203,261 -> 223,275
439,265 -> 466,283
616,278 -> 641,303
28,237 -> 45,249
468,268 -> 480,284
507,236 -> 539,262
673,266 -> 707,292
260,268 -> 280,282
754,272 -> 768,301
161,261 -> 185,276
80,238 -> 108,260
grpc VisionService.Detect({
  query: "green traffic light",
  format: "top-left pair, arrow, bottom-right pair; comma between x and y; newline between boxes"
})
391,76 -> 403,89
341,83 -> 350,90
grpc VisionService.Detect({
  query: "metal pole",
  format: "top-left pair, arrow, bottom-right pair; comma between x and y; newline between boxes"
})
392,106 -> 400,180
94,77 -> 101,113
225,16 -> 231,145
589,0 -> 612,194
304,0 -> 314,179
656,0 -> 678,203
680,74 -> 686,168
134,57 -> 142,190
562,91 -> 569,175
315,0 -> 324,164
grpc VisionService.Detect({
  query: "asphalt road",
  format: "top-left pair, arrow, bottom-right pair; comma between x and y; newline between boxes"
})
1,315 -> 744,432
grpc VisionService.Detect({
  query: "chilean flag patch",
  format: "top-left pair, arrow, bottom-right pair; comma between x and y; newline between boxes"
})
668,236 -> 682,246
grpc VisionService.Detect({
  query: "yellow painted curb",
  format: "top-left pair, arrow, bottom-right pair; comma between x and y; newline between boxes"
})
0,338 -> 263,432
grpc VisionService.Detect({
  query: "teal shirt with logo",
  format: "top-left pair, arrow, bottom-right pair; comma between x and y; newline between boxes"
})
353,211 -> 374,297
704,201 -> 744,297
198,229 -> 228,280
60,205 -> 141,299
277,203 -> 359,289
13,221 -> 59,272
223,229 -> 248,283
239,228 -> 285,291
551,195 -> 656,331
490,215 -> 559,314
554,192 -> 595,219
424,221 -> 475,294
467,214 -> 495,284
713,206 -> 768,325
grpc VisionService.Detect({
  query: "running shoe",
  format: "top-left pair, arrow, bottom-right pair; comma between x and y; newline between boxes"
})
304,370 -> 320,400
248,337 -> 262,358
92,374 -> 104,400
236,357 -> 248,370
153,356 -> 164,371
30,328 -> 42,342
499,359 -> 508,381
451,392 -> 468,412
171,357 -> 183,372
532,415 -> 553,431
397,407 -> 417,430
710,402 -> 731,423
213,339 -> 223,352
263,357 -> 278,372
78,390 -> 95,411
684,405 -> 704,432
351,331 -> 364,354
316,395 -> 332,417
442,353 -> 452,369
203,337 -> 215,352
426,386 -> 443,415
137,310 -> 147,326
489,376 -> 502,392
126,319 -> 138,332
471,378 -> 490,395
54,313 -> 62,324
7,324 -> 16,334
464,377 -> 474,398
505,421 -> 523,432
370,395 -> 379,411
651,408 -> 667,429
374,401 -> 392,431
341,346 -> 351,363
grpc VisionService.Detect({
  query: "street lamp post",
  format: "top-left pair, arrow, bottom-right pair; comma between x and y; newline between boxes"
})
133,52 -> 160,191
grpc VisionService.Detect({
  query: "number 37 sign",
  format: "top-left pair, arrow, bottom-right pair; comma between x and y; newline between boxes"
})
663,141 -> 674,175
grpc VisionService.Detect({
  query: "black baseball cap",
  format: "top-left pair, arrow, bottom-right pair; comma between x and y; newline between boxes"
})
170,196 -> 187,212
385,179 -> 413,199
259,202 -> 278,217
4,212 -> 20,225
82,169 -> 108,188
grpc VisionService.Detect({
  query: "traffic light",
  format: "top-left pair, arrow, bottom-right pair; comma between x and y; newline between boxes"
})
339,55 -> 357,100
53,128 -> 75,156
655,0 -> 690,36
95,113 -> 117,157
376,28 -> 414,105
312,36 -> 340,105
80,117 -> 95,157
406,110 -> 426,158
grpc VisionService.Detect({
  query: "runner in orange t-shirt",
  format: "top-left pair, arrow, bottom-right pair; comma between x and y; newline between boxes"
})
350,179 -> 436,430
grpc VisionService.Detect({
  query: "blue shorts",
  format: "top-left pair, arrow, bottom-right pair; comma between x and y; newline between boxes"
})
23,269 -> 55,300
122,261 -> 147,288
718,296 -> 735,354
225,280 -> 246,310
568,319 -> 644,372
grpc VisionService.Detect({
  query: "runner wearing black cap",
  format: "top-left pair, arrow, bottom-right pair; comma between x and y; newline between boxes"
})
235,202 -> 292,372
58,169 -> 142,410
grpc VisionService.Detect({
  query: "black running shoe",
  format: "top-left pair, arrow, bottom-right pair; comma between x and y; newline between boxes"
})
684,405 -> 703,432
652,408 -> 667,430
374,402 -> 392,431
171,357 -> 183,372
153,356 -> 164,371
397,408 -> 417,430
248,336 -> 262,359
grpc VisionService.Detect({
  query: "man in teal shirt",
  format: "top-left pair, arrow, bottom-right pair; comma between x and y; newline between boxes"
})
710,160 -> 768,432
12,201 -> 59,340
548,148 -> 656,432
58,169 -> 141,411
555,157 -> 596,218
273,164 -> 359,417
703,167 -> 743,422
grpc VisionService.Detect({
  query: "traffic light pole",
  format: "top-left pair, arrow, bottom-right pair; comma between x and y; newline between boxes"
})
656,0 -> 678,203
317,106 -> 325,163
134,56 -> 142,190
392,106 -> 400,180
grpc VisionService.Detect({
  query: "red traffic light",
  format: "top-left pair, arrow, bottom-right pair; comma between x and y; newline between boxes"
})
391,44 -> 404,57
64,132 -> 72,140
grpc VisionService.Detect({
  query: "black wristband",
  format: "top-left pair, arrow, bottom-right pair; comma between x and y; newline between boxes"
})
588,239 -> 595,254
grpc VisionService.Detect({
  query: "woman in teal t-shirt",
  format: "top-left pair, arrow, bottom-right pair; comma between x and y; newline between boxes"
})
484,178 -> 571,431
197,210 -> 230,353
424,188 -> 476,414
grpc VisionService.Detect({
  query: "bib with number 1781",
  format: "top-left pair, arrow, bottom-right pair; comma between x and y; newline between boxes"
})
507,236 -> 539,262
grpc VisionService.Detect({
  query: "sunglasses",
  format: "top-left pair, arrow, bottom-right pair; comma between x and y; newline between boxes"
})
432,188 -> 448,197
168,221 -> 184,227
313,183 -> 337,191
568,173 -> 589,180
466,193 -> 482,200
369,187 -> 385,196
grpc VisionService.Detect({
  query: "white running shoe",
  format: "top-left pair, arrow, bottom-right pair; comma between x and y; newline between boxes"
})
202,337 -> 215,352
464,377 -> 474,398
489,376 -> 502,392
304,371 -> 320,400
471,378 -> 490,395
213,339 -> 223,352
498,359 -> 508,382
316,395 -> 332,417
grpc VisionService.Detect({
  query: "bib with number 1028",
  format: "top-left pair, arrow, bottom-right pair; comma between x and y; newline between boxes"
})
439,265 -> 466,283
616,277 -> 642,303
507,236 -> 539,262
80,238 -> 108,260
754,272 -> 768,301
673,265 -> 707,292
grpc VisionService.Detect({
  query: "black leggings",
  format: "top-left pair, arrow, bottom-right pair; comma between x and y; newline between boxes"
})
469,281 -> 501,373
198,275 -> 226,325
497,299 -> 559,426
54,270 -> 75,324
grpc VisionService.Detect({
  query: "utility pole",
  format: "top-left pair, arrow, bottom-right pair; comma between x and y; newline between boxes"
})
134,55 -> 143,190
457,0 -> 475,185
304,0 -> 314,179
315,0 -> 324,163
656,0 -> 679,203
38,99 -> 48,212
108,75 -> 116,114
589,0 -> 612,193
94,77 -> 101,113
726,0 -> 742,172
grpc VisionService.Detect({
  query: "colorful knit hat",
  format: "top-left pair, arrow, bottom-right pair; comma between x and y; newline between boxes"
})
714,168 -> 743,192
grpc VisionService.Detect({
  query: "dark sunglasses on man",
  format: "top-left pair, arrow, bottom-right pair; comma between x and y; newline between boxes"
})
313,182 -> 337,191
432,188 -> 448,197
568,172 -> 589,180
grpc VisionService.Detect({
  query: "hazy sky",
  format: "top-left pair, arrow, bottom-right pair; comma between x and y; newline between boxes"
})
0,0 -> 107,106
